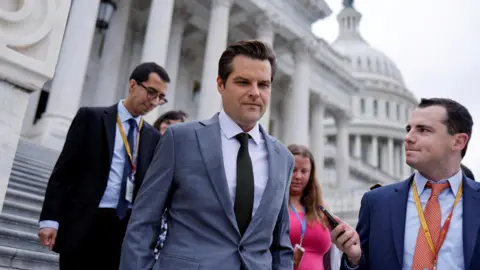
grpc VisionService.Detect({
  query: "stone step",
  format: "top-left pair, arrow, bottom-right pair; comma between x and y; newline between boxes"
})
2,199 -> 41,221
14,150 -> 56,166
10,164 -> 52,180
13,152 -> 55,167
0,213 -> 38,235
0,246 -> 58,270
0,227 -> 49,253
7,181 -> 46,197
10,168 -> 50,182
7,178 -> 47,193
16,140 -> 59,165
9,171 -> 48,188
4,188 -> 44,210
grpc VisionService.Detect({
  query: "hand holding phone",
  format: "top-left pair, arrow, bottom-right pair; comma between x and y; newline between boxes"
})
318,205 -> 339,229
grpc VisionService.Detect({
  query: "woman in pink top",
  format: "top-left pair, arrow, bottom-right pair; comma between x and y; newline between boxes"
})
287,144 -> 340,270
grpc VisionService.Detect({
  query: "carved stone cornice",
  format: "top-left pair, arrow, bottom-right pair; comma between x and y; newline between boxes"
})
211,0 -> 234,8
291,37 -> 318,63
172,3 -> 192,26
253,11 -> 282,32
0,1 -> 72,91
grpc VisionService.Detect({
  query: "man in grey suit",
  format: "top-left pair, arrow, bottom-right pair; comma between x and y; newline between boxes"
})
119,40 -> 294,270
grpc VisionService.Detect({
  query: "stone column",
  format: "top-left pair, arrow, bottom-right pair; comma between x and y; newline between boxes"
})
283,39 -> 312,146
30,0 -> 100,151
141,0 -> 174,65
353,134 -> 361,159
401,142 -> 411,178
196,0 -> 233,120
370,136 -> 378,167
160,5 -> 191,113
388,137 -> 394,175
0,0 -> 71,209
21,89 -> 42,135
174,50 -> 197,116
310,96 -> 325,178
255,12 -> 279,133
394,145 -> 401,177
93,0 -> 132,106
141,0 -> 175,124
334,113 -> 350,187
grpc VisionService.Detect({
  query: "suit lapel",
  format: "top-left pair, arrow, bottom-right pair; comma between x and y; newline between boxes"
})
103,105 -> 117,165
196,114 -> 238,231
390,177 -> 411,266
135,127 -> 151,182
462,177 -> 480,268
242,128 -> 281,239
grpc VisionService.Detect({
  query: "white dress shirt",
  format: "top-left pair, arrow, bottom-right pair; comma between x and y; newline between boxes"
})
39,100 -> 140,230
218,110 -> 269,216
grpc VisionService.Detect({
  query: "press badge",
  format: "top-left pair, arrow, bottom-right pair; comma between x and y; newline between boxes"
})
126,175 -> 135,203
293,244 -> 305,267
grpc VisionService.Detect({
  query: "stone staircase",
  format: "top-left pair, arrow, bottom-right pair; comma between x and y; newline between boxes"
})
0,140 -> 59,270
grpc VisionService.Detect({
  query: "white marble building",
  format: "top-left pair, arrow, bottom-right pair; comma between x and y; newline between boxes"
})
18,0 -> 416,225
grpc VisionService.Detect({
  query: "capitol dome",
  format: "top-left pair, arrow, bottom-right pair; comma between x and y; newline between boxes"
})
322,1 -> 418,188
332,2 -> 405,88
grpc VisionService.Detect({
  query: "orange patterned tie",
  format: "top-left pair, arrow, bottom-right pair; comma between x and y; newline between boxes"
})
412,182 -> 450,270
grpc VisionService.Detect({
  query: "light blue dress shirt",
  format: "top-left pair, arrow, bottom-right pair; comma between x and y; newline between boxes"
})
39,100 -> 141,229
345,170 -> 464,270
402,170 -> 464,270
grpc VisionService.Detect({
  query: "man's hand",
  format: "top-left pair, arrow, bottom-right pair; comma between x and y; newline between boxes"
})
38,227 -> 57,250
330,216 -> 362,267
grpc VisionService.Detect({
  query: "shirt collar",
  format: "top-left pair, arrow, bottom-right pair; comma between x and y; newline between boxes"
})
218,109 -> 261,145
118,100 -> 141,126
414,169 -> 463,196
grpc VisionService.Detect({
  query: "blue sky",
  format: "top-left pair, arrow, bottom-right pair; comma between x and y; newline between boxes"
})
312,0 -> 480,179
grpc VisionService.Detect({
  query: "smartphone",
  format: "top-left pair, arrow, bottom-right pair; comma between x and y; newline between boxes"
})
318,205 -> 339,228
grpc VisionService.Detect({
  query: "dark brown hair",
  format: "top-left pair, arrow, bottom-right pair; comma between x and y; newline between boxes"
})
218,40 -> 277,84
153,110 -> 188,130
287,144 -> 327,227
418,98 -> 473,158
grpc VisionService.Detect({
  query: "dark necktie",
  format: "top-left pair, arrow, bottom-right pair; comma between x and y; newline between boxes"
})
116,118 -> 136,219
234,132 -> 254,236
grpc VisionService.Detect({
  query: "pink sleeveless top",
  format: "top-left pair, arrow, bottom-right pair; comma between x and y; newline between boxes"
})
289,209 -> 332,270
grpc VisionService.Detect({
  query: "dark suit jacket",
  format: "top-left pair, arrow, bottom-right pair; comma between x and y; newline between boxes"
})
39,104 -> 161,255
341,174 -> 480,270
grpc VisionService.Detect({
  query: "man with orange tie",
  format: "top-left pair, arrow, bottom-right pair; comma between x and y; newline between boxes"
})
330,98 -> 480,270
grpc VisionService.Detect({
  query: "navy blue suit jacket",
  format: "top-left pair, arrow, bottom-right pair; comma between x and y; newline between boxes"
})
341,174 -> 480,270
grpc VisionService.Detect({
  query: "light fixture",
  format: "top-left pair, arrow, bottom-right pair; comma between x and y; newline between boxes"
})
96,0 -> 117,30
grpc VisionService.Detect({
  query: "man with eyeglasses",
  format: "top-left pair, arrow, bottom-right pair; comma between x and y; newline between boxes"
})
38,62 -> 170,270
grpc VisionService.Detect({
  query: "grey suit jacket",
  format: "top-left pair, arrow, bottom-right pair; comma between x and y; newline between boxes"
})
119,114 -> 294,270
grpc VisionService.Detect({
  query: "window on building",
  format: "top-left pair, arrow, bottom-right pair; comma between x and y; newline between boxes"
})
360,98 -> 365,114
361,143 -> 368,163
396,104 -> 401,121
373,99 -> 378,116
385,101 -> 390,118
377,147 -> 382,169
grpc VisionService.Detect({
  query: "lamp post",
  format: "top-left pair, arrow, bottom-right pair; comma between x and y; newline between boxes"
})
96,0 -> 117,30
96,0 -> 117,56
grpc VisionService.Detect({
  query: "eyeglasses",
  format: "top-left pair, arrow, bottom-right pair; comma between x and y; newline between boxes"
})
136,81 -> 168,105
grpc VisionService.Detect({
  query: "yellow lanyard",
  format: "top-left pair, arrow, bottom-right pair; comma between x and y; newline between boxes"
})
116,116 -> 143,172
412,181 -> 463,259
